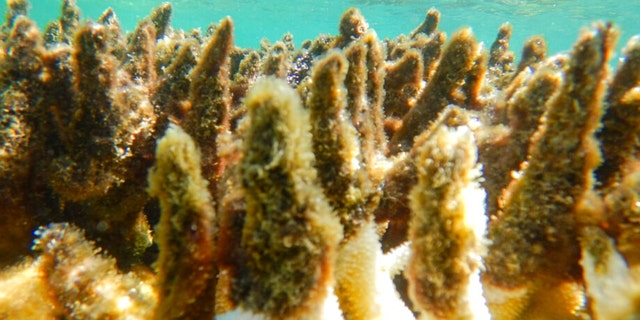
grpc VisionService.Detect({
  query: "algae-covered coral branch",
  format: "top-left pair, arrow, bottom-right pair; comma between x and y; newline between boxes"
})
236,77 -> 342,319
3,1 -> 640,319
389,27 -> 480,154
407,107 -> 489,320
148,124 -> 217,320
483,23 -> 616,319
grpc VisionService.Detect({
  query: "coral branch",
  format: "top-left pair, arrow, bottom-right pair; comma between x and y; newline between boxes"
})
407,111 -> 488,319
184,17 -> 233,198
389,28 -> 479,154
148,124 -> 217,319
484,23 -> 617,319
237,77 -> 342,318
596,36 -> 640,187
308,51 -> 374,239
489,22 -> 514,73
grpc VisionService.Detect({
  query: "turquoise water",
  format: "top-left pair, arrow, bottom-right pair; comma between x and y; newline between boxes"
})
3,1 -> 640,57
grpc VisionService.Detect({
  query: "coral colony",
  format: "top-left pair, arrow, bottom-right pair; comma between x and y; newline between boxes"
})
2,0 -> 640,319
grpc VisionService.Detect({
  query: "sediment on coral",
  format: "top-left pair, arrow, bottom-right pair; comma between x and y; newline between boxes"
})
2,1 -> 640,319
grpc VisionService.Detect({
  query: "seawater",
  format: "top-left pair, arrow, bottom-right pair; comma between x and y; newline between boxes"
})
3,0 -> 640,59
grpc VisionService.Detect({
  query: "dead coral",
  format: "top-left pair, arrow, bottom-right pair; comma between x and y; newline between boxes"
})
596,36 -> 640,188
307,51 -> 372,239
183,17 -> 234,200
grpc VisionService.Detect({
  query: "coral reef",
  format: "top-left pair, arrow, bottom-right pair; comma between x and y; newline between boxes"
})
2,1 -> 640,319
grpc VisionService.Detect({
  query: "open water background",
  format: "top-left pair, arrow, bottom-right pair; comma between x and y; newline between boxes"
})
3,1 -> 640,61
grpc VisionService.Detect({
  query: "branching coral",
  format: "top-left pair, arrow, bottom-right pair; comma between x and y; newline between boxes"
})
235,77 -> 342,319
407,106 -> 489,320
148,124 -> 217,319
0,223 -> 156,319
2,1 -> 640,319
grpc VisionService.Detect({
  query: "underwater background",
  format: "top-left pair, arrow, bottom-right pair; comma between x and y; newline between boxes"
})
3,0 -> 640,56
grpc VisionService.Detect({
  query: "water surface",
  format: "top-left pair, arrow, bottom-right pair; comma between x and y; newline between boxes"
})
3,1 -> 640,58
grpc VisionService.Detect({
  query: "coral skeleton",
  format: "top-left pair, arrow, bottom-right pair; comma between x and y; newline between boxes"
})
2,1 -> 640,319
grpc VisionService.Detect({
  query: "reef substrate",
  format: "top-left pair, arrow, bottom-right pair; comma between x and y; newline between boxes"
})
1,0 -> 640,319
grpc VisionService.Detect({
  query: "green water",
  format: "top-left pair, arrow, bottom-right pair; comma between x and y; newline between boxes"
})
3,0 -> 640,58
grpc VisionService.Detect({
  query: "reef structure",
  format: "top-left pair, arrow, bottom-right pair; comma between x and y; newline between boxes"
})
1,0 -> 640,319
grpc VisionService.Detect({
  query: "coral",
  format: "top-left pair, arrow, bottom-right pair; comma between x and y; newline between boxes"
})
333,8 -> 369,49
409,8 -> 440,39
406,106 -> 489,319
0,223 -> 156,319
483,22 -> 616,319
486,22 -> 615,286
235,77 -> 342,318
182,16 -> 233,200
388,27 -> 481,154
489,22 -> 514,74
307,51 -> 373,239
334,221 -> 381,319
0,15 -> 41,264
514,35 -> 548,77
579,226 -> 640,320
480,65 -> 562,216
596,36 -> 640,188
2,1 -> 640,319
148,124 -> 217,319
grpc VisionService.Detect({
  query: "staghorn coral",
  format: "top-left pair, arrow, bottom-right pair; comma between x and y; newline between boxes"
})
3,1 -> 640,319
0,15 -> 41,264
182,16 -> 234,200
489,22 -> 514,74
596,36 -> 640,188
479,64 -> 563,217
